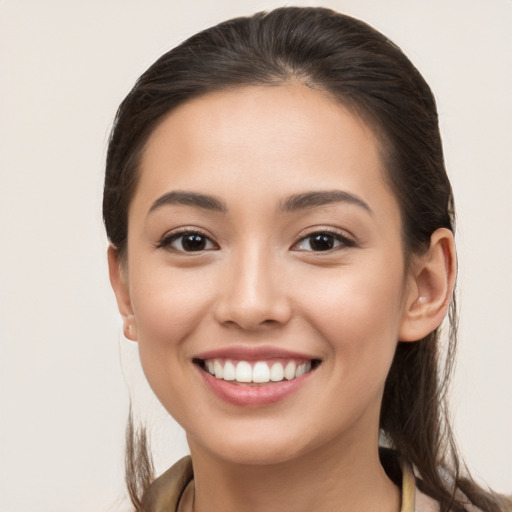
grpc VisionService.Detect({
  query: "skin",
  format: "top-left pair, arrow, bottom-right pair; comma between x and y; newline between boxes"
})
109,83 -> 456,512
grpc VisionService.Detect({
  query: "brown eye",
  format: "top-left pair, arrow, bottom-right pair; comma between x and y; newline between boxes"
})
293,231 -> 355,252
181,233 -> 208,251
159,231 -> 217,253
309,233 -> 336,251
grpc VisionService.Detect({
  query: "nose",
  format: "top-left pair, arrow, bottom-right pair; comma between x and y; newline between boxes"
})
213,244 -> 292,331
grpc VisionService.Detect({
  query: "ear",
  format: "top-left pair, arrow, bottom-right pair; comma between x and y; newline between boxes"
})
107,245 -> 137,341
399,228 -> 457,342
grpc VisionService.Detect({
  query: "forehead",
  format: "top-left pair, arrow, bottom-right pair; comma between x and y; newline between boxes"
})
132,84 -> 399,224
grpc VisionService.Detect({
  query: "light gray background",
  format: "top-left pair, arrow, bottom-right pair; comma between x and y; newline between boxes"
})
1,1 -> 511,510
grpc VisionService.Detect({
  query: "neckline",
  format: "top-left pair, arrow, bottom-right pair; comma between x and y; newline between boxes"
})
142,452 -> 418,512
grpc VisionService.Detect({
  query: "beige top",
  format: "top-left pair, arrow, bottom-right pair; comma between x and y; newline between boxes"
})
141,454 -> 440,512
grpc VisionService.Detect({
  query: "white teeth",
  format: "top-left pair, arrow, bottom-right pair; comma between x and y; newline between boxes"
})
296,361 -> 312,377
223,361 -> 236,381
235,361 -> 252,383
214,360 -> 224,379
270,362 -> 284,382
204,359 -> 315,384
284,361 -> 296,380
252,362 -> 270,383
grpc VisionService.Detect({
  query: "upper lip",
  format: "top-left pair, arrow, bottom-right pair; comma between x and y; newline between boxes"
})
193,345 -> 319,362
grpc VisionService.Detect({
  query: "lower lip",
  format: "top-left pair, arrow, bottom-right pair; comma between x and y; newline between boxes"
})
198,367 -> 314,407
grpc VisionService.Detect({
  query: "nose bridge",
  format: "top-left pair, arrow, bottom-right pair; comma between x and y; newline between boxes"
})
215,239 -> 290,329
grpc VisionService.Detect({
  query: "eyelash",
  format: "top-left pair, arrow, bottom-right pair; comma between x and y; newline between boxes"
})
156,229 -> 218,253
156,229 -> 356,254
292,230 -> 356,253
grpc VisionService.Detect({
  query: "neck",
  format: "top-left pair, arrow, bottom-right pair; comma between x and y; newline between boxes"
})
186,432 -> 400,512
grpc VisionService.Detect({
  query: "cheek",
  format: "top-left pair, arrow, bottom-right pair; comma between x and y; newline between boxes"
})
129,265 -> 214,362
128,266 -> 217,419
297,255 -> 405,372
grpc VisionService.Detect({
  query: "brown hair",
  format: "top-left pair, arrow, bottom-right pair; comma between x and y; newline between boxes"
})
104,7 -> 508,511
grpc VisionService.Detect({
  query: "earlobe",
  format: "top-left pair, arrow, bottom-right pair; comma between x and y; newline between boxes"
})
399,228 -> 457,342
107,245 -> 138,342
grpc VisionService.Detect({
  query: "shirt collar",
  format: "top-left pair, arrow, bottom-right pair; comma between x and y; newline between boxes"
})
142,454 -> 432,512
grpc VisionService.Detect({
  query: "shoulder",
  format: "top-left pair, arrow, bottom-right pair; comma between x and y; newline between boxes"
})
141,456 -> 193,512
414,486 -> 441,512
399,457 -> 440,512
400,458 -> 503,512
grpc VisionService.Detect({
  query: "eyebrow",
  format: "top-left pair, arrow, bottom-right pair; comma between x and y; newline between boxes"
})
148,189 -> 372,216
149,191 -> 227,214
279,190 -> 373,215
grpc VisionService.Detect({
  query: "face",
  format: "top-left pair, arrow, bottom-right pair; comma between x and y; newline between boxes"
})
114,84 -> 416,466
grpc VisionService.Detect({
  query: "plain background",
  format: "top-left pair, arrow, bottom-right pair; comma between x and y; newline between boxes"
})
1,1 -> 511,510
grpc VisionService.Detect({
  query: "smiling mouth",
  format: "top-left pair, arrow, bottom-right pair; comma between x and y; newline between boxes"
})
194,358 -> 322,385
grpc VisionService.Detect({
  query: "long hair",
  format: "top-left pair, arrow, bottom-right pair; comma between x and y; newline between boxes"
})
103,7 -> 509,511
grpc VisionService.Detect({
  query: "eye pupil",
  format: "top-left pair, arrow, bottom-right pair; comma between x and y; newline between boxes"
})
182,233 -> 206,251
310,234 -> 334,251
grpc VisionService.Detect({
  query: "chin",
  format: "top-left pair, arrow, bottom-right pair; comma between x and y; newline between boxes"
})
218,444 -> 304,466
189,428 -> 311,467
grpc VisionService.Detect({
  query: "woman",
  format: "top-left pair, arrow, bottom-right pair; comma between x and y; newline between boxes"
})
103,7 -> 509,512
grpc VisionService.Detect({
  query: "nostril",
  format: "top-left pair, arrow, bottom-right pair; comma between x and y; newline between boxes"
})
213,268 -> 292,330
261,318 -> 282,326
214,301 -> 292,331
